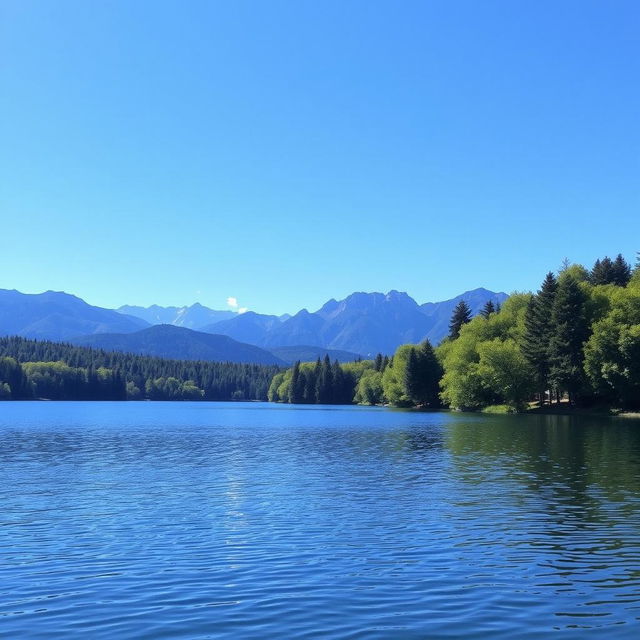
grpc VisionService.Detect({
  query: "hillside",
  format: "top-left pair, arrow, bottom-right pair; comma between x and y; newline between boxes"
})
71,325 -> 286,365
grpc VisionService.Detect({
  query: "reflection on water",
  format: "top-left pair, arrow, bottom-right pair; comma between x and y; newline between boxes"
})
0,402 -> 639,639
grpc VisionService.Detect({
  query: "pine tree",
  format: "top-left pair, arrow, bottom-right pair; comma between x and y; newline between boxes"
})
303,365 -> 317,403
590,256 -> 616,285
374,353 -> 383,372
404,348 -> 421,403
449,300 -> 472,339
549,275 -> 589,404
406,340 -> 443,407
316,355 -> 334,403
480,300 -> 495,318
331,359 -> 348,404
288,361 -> 303,403
521,272 -> 557,405
612,253 -> 631,286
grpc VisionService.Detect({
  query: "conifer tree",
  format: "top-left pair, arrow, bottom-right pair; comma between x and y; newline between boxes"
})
449,300 -> 472,339
406,340 -> 443,406
404,348 -> 421,402
480,300 -> 495,318
521,272 -> 557,405
549,275 -> 589,404
331,359 -> 348,404
303,365 -> 317,403
374,353 -> 383,372
590,256 -> 616,285
288,361 -> 303,403
316,355 -> 334,403
612,253 -> 632,286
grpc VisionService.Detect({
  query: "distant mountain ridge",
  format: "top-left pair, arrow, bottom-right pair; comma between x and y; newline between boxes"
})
0,289 -> 147,341
268,345 -> 362,365
118,303 -> 236,329
71,325 -> 286,365
197,288 -> 508,355
0,287 -> 508,361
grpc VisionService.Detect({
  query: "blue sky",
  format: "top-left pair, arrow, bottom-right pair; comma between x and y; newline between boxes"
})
1,0 -> 638,315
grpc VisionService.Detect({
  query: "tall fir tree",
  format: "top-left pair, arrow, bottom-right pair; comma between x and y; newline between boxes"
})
521,272 -> 557,405
407,340 -> 443,407
549,275 -> 589,404
590,256 -> 616,285
303,364 -> 318,403
404,348 -> 421,402
288,361 -> 307,403
449,300 -> 472,339
480,300 -> 495,318
612,253 -> 632,286
316,355 -> 334,404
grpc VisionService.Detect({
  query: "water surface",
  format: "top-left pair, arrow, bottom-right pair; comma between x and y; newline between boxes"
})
1,402 -> 640,638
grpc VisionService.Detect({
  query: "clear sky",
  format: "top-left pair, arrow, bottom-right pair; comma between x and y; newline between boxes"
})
1,0 -> 638,315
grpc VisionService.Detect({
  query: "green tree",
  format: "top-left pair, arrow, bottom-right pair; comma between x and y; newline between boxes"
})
477,339 -> 534,411
590,257 -> 616,285
354,369 -> 383,404
316,355 -> 334,403
404,340 -> 443,407
584,283 -> 640,408
549,275 -> 589,403
439,294 -> 533,410
521,272 -> 557,405
288,361 -> 304,403
449,300 -> 472,339
480,300 -> 495,318
612,253 -> 632,287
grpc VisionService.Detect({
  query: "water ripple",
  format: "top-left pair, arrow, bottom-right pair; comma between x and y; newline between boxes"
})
1,402 -> 640,638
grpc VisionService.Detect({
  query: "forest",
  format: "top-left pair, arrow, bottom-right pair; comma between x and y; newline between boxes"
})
0,337 -> 279,401
2,252 -> 639,410
270,253 -> 640,412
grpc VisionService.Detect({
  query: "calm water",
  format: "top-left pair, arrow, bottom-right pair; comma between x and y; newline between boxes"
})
1,403 -> 640,639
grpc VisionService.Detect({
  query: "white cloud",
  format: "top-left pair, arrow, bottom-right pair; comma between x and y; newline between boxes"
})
226,296 -> 238,308
238,307 -> 249,314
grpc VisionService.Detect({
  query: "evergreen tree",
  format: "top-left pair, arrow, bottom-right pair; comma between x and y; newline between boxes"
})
521,272 -> 557,405
303,364 -> 318,403
288,361 -> 303,403
374,353 -> 383,372
331,359 -> 350,404
449,300 -> 472,339
480,300 -> 495,318
406,340 -> 443,406
549,275 -> 589,404
404,348 -> 421,402
590,256 -> 616,285
612,253 -> 632,286
316,355 -> 334,403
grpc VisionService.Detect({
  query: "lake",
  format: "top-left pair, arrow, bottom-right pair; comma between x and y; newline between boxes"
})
1,402 -> 639,638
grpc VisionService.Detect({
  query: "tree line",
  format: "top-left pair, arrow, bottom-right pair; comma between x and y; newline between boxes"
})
0,337 -> 280,401
270,252 -> 640,412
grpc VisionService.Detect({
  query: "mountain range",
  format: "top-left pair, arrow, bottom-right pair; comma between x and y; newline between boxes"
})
0,289 -> 147,341
120,288 -> 507,355
0,287 -> 507,363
